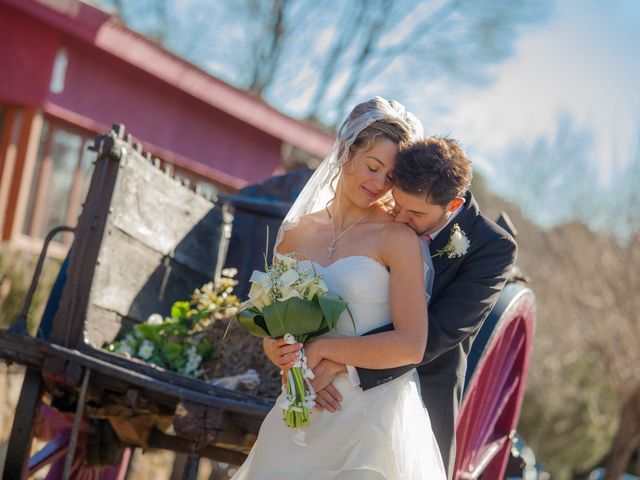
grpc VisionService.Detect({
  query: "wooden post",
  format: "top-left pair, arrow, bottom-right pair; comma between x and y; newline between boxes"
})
1,368 -> 44,480
2,107 -> 43,243
0,107 -> 23,238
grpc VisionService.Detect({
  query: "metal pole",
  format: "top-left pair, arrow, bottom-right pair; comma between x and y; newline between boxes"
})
62,367 -> 91,479
11,225 -> 74,335
182,449 -> 201,480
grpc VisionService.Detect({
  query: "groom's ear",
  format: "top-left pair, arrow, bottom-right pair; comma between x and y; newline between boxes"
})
446,196 -> 465,213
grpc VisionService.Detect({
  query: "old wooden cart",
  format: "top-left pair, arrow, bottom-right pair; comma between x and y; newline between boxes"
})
0,126 -> 535,479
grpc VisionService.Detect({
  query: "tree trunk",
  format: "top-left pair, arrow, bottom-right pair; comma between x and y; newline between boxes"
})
603,383 -> 640,480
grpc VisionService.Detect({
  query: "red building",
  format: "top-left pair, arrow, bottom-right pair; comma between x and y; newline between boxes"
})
0,0 -> 333,258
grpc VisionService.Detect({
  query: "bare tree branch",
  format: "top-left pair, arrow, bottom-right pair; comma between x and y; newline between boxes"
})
248,0 -> 291,95
333,0 -> 394,121
307,2 -> 368,119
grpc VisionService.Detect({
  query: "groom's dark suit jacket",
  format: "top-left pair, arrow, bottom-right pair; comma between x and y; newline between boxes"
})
356,191 -> 517,478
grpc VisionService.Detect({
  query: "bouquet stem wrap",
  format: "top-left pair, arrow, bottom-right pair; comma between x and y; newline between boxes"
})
279,340 -> 316,428
232,253 -> 351,439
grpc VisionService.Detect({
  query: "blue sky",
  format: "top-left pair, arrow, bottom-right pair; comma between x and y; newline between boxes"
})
432,0 -> 639,186
105,0 -> 639,233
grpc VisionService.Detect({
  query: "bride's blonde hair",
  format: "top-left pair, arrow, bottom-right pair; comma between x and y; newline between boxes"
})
329,99 -> 415,207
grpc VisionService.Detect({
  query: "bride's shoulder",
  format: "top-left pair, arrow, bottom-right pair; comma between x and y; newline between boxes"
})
277,212 -> 325,251
291,211 -> 326,233
368,208 -> 418,245
381,222 -> 420,243
378,222 -> 422,262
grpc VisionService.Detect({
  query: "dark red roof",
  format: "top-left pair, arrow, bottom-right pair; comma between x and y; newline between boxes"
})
4,0 -> 334,159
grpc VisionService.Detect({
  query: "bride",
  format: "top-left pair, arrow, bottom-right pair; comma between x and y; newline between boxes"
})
231,97 -> 445,479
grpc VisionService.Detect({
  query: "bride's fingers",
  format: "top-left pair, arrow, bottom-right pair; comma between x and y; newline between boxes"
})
324,384 -> 343,402
276,343 -> 303,356
277,351 -> 300,368
315,389 -> 341,413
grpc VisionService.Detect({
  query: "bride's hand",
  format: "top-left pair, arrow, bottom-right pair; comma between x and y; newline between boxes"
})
264,338 -> 303,371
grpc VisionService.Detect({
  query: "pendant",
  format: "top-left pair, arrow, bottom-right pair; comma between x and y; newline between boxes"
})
327,244 -> 336,259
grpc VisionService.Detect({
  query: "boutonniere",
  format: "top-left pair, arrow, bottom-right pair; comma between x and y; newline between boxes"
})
433,224 -> 469,259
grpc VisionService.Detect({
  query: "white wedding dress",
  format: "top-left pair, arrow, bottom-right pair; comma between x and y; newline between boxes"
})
232,256 -> 445,479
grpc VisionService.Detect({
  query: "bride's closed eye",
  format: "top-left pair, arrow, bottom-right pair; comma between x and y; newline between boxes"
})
368,166 -> 393,182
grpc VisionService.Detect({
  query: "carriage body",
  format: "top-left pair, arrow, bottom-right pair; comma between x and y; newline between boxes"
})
0,127 -> 535,479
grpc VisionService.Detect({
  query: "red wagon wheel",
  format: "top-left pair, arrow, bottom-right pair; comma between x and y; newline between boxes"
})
454,283 -> 536,480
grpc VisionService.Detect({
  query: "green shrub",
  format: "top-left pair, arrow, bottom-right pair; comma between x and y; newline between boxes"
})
0,245 -> 62,334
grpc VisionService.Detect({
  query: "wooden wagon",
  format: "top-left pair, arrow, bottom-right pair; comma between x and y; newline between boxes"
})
0,126 -> 535,479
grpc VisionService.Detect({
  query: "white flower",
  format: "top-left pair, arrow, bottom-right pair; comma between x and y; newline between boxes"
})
249,270 -> 272,289
182,346 -> 202,376
283,333 -> 297,345
450,229 -> 470,256
117,342 -> 133,356
183,358 -> 201,375
279,285 -> 301,301
137,340 -> 155,360
146,313 -> 163,326
306,277 -> 328,300
434,224 -> 469,259
279,269 -> 299,288
274,252 -> 298,269
221,267 -> 238,277
247,270 -> 273,309
296,274 -> 328,300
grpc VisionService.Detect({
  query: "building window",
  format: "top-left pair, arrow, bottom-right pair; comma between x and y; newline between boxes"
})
23,119 -> 94,244
49,48 -> 69,94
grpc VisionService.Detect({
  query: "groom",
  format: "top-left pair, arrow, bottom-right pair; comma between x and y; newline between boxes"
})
313,136 -> 517,477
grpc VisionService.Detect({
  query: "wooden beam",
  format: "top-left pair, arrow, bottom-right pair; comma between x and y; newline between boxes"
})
147,430 -> 247,466
3,107 -> 43,243
0,330 -> 271,418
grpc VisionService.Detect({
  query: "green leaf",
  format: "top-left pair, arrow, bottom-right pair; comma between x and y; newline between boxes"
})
300,326 -> 330,344
161,342 -> 182,361
171,301 -> 191,319
196,339 -> 214,359
262,297 -> 324,338
318,294 -> 349,331
236,309 -> 271,337
134,323 -> 160,341
148,353 -> 166,368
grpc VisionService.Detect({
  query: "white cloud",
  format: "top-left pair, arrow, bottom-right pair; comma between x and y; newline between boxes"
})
429,0 -> 640,187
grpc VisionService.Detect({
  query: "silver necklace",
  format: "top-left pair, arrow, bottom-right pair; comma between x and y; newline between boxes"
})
327,206 -> 371,259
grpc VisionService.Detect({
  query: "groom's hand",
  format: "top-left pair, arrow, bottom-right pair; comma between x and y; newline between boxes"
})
311,360 -> 344,413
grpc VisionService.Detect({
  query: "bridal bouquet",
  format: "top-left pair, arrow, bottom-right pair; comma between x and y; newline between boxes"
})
105,269 -> 240,378
233,252 -> 349,431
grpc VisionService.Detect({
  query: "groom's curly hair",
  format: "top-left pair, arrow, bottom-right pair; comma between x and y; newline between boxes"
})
393,136 -> 472,206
